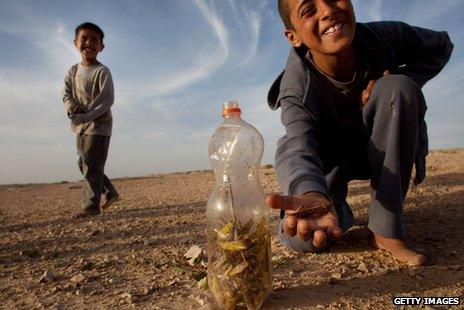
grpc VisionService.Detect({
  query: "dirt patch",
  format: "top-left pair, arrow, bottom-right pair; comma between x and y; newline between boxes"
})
0,150 -> 463,309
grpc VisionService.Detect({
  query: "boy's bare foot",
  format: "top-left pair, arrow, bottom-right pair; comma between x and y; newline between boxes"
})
101,194 -> 120,210
372,232 -> 427,266
73,208 -> 101,218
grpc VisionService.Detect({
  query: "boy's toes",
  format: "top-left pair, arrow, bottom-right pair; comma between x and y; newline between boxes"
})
408,253 -> 427,266
371,232 -> 428,266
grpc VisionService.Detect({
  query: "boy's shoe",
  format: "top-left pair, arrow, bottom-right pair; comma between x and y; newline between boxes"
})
73,207 -> 101,218
101,193 -> 121,210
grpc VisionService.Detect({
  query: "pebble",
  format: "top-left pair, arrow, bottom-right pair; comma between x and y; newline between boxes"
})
184,245 -> 205,266
167,279 -> 178,286
88,230 -> 100,236
144,238 -> 158,246
273,280 -> 285,290
120,292 -> 133,302
357,262 -> 369,273
331,272 -> 343,280
38,269 -> 55,283
70,274 -> 85,284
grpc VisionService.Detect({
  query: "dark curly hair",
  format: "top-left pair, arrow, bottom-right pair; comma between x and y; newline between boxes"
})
75,22 -> 105,42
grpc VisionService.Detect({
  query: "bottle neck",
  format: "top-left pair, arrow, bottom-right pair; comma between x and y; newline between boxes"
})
223,112 -> 242,119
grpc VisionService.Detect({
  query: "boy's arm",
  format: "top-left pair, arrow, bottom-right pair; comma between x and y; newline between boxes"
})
385,22 -> 454,87
62,68 -> 79,115
276,97 -> 328,197
72,68 -> 114,124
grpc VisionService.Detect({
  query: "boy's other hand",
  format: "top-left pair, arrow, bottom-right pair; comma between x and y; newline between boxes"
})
266,193 -> 342,248
360,70 -> 390,107
70,105 -> 85,114
70,113 -> 89,125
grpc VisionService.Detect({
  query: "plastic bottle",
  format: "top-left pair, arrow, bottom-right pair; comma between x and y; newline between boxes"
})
207,101 -> 272,309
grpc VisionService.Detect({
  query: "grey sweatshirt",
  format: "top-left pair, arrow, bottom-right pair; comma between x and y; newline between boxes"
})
268,21 -> 454,197
62,62 -> 114,136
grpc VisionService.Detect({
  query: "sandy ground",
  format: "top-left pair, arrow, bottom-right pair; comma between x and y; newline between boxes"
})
0,149 -> 463,309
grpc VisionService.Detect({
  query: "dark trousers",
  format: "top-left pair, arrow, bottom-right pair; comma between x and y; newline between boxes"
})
77,133 -> 118,210
280,74 -> 427,252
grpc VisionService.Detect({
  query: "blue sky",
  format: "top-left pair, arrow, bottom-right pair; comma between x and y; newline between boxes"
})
0,0 -> 463,184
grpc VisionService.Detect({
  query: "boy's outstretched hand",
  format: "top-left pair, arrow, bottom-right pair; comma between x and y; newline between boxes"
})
266,193 -> 342,249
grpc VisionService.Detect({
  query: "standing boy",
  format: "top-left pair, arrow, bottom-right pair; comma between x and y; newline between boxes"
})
62,22 -> 120,218
266,0 -> 453,266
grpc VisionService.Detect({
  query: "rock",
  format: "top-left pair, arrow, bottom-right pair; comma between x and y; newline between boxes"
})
376,268 -> 389,276
120,292 -> 133,303
144,238 -> 158,246
331,272 -> 343,280
357,262 -> 369,273
142,284 -> 159,295
38,269 -> 55,283
89,229 -> 100,236
70,274 -> 85,284
167,279 -> 178,286
184,245 -> 205,266
273,280 -> 285,290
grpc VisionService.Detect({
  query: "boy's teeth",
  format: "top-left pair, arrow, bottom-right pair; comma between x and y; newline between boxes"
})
324,23 -> 343,35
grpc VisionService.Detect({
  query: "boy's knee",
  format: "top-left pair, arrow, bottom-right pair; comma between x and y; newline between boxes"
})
370,74 -> 425,115
373,74 -> 422,101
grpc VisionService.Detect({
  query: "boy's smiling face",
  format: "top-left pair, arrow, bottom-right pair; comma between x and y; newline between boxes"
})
74,28 -> 104,65
284,0 -> 356,57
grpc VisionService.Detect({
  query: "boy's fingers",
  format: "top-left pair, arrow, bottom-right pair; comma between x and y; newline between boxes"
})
362,79 -> 377,105
283,215 -> 298,237
327,225 -> 343,239
266,194 -> 299,211
362,90 -> 369,105
313,229 -> 327,248
366,79 -> 376,93
296,220 -> 313,241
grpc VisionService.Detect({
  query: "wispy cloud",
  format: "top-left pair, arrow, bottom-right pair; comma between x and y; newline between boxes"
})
192,0 -> 229,59
240,6 -> 261,64
368,0 -> 382,21
117,0 -> 231,102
